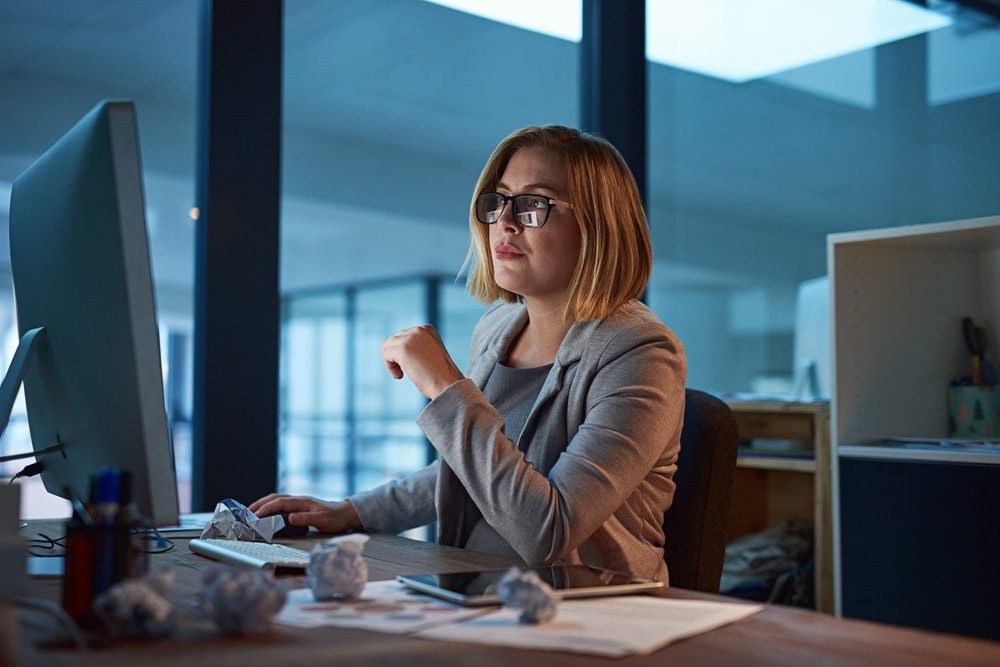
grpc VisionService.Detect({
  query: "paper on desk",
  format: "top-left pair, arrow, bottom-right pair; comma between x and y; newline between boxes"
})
200,499 -> 284,543
275,579 -> 489,633
417,595 -> 763,658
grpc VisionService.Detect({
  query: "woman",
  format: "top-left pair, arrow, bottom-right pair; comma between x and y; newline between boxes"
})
251,126 -> 686,582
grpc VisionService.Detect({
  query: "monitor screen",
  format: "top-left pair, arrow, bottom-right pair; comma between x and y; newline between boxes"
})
8,100 -> 179,526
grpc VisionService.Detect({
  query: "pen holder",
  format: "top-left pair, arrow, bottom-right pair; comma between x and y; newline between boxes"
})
948,385 -> 1000,437
62,521 -> 147,620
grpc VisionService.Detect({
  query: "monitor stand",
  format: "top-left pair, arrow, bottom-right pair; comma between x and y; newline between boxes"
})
0,327 -> 68,473
0,327 -> 47,443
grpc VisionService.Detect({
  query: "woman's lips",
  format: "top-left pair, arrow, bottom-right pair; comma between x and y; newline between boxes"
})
495,244 -> 524,260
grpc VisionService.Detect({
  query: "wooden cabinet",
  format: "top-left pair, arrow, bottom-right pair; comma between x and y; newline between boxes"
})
724,400 -> 833,614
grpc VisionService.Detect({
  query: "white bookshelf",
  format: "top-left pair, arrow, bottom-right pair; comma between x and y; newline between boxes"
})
828,214 -> 1000,616
830,215 -> 1000,453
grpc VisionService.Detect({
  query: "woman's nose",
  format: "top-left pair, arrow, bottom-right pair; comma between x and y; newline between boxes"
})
498,201 -> 521,233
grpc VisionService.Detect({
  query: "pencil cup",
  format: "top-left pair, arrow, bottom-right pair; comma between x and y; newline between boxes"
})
948,385 -> 1000,437
62,521 -> 147,620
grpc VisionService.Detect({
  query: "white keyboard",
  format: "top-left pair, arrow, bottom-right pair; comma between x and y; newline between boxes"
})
189,538 -> 311,570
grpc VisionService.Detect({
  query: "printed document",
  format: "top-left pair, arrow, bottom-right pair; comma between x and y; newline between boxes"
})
417,594 -> 763,657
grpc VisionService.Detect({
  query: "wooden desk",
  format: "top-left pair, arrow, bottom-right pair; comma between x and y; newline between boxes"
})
17,524 -> 1000,666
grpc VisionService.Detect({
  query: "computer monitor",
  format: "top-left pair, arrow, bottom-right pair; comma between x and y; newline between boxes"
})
7,100 -> 179,526
792,275 -> 831,400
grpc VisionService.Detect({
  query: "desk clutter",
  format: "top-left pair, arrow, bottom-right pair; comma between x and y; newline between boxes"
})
72,564 -> 290,639
496,568 -> 558,623
308,534 -> 369,600
51,534 -> 376,643
25,527 -> 997,664
276,578 -> 761,658
64,500 -> 377,640
56,494 -> 287,625
59,468 -> 155,619
16,497 -> 762,658
721,519 -> 814,608
200,498 -> 286,542
18,512 -> 763,659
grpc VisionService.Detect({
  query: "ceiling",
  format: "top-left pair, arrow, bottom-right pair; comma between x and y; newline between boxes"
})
1,0 -> 999,313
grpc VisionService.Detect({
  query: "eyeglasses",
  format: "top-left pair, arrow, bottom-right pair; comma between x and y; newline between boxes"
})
474,192 -> 574,228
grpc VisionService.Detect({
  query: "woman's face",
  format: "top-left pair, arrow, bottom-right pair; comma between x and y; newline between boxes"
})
489,146 -> 581,306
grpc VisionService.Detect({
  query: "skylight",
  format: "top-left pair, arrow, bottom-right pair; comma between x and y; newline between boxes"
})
647,0 -> 951,83
423,0 -> 951,84
423,0 -> 582,42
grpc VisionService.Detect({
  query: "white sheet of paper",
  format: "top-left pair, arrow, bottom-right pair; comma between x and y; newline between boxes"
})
417,595 -> 763,657
275,579 -> 489,633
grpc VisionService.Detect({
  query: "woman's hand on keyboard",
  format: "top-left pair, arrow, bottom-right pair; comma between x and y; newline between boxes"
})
248,494 -> 363,535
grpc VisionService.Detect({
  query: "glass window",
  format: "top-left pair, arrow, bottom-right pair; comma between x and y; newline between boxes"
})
440,281 -> 490,374
280,1 -> 577,536
280,278 -> 484,540
281,293 -> 350,497
646,0 -> 1000,397
0,3 -> 198,517
354,283 -> 428,489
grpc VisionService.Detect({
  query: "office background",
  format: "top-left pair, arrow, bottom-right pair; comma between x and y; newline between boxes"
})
1,0 -> 998,518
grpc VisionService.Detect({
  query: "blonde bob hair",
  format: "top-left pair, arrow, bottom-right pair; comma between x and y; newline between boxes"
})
465,125 -> 652,322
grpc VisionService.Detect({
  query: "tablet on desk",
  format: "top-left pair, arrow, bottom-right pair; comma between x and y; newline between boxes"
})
397,565 -> 663,606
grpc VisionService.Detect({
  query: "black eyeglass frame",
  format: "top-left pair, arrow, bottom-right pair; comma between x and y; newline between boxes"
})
474,192 -> 575,228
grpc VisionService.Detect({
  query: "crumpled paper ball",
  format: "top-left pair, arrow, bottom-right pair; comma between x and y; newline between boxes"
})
93,570 -> 177,638
199,567 -> 288,635
200,498 -> 284,543
307,534 -> 370,601
497,567 -> 559,624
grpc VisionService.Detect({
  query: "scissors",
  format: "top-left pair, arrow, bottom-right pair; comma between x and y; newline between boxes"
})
962,317 -> 997,386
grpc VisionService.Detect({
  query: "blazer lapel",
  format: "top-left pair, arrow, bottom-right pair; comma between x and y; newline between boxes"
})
467,305 -> 529,389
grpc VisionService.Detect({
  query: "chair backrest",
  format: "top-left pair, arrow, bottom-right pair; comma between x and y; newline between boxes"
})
662,389 -> 739,593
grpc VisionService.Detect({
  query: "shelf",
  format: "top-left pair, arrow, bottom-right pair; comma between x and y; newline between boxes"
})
721,398 -> 829,414
725,399 -> 833,614
737,455 -> 816,473
829,214 -> 1000,449
838,444 -> 1000,465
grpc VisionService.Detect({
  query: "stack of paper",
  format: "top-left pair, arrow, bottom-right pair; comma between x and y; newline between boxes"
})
277,580 -> 763,657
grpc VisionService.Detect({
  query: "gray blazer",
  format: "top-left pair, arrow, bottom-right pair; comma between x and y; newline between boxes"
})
350,299 -> 686,582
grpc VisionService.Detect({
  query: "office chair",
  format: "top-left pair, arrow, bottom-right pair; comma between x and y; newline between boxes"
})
662,389 -> 739,593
